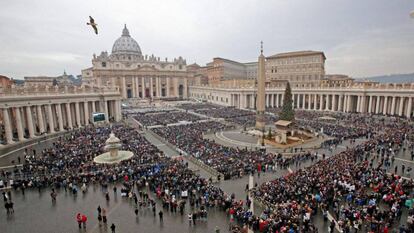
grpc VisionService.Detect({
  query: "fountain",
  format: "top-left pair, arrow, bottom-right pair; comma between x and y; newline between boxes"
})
93,133 -> 134,164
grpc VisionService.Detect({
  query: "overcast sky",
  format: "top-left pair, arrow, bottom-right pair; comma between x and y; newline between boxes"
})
1,0 -> 413,79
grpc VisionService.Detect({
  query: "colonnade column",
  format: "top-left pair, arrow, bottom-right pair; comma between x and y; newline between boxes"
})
15,107 -> 24,141
375,96 -> 380,114
155,77 -> 160,97
338,95 -> 343,112
57,104 -> 64,131
407,97 -> 413,118
66,103 -> 73,129
368,96 -> 373,113
347,95 -> 352,112
47,104 -> 55,133
26,106 -> 35,138
302,94 -> 306,109
313,94 -> 317,110
37,105 -> 45,134
383,97 -> 388,115
75,102 -> 81,127
390,96 -> 396,115
398,97 -> 404,116
2,108 -> 13,144
84,101 -> 89,124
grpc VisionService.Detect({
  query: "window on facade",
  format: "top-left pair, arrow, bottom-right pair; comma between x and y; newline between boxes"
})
179,65 -> 182,70
102,62 -> 106,67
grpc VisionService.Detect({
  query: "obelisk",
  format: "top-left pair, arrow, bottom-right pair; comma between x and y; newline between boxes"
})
255,41 -> 266,131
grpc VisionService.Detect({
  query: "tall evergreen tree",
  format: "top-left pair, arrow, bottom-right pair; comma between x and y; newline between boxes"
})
279,82 -> 295,121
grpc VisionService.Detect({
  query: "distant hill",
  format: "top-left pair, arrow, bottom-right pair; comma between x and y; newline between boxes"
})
357,73 -> 414,83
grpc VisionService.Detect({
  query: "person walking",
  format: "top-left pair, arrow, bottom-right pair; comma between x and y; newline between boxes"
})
110,223 -> 116,233
76,213 -> 82,229
81,214 -> 87,229
102,208 -> 107,224
158,210 -> 163,222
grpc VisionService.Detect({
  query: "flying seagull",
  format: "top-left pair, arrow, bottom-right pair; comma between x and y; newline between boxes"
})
87,16 -> 98,34
410,10 -> 414,18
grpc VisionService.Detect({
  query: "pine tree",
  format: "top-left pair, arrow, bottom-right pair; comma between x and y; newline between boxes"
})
279,82 -> 295,121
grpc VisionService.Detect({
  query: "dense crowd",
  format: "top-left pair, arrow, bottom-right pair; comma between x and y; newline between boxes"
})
250,120 -> 414,232
133,111 -> 203,126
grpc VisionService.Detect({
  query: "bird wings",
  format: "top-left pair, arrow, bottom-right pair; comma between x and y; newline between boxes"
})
92,25 -> 98,34
410,10 -> 414,18
89,16 -> 95,24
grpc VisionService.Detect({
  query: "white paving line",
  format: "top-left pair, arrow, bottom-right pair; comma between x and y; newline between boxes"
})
395,157 -> 414,164
287,167 -> 293,173
326,211 -> 342,233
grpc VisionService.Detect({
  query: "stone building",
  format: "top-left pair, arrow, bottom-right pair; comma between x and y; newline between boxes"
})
82,25 -> 191,100
266,51 -> 325,83
206,57 -> 257,86
189,50 -> 414,118
0,85 -> 121,145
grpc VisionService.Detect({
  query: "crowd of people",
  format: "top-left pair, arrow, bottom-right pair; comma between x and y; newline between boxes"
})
1,102 -> 414,233
250,120 -> 414,232
133,111 -> 204,126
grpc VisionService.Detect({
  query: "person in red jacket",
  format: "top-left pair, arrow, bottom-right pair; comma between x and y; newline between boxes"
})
81,214 -> 87,229
76,213 -> 82,229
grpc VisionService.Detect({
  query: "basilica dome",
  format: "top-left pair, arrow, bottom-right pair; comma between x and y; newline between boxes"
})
111,25 -> 142,56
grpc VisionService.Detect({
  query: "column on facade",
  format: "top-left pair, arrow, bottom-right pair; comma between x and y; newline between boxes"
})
149,77 -> 154,98
275,94 -> 279,108
398,97 -> 404,116
342,95 -> 347,112
265,94 -> 270,108
132,77 -> 136,98
313,94 -> 317,110
15,107 -> 25,141
84,101 -> 89,125
2,108 -> 13,144
406,97 -> 413,118
295,94 -> 299,109
319,94 -> 324,111
91,101 -> 96,113
141,77 -> 146,98
65,103 -> 73,129
103,100 -> 109,123
122,77 -> 127,99
383,96 -> 388,115
166,78 -> 171,97
135,77 -> 140,98
75,102 -> 81,127
37,105 -> 45,134
390,96 -> 396,115
307,94 -> 312,110
26,106 -> 35,138
115,100 -> 121,121
302,94 -> 306,109
155,77 -> 160,97
47,104 -> 55,133
270,94 -> 275,108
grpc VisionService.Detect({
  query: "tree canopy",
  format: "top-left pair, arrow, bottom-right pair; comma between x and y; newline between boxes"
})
279,82 -> 295,121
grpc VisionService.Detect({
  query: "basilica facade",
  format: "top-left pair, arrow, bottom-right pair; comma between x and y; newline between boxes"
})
82,25 -> 192,100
